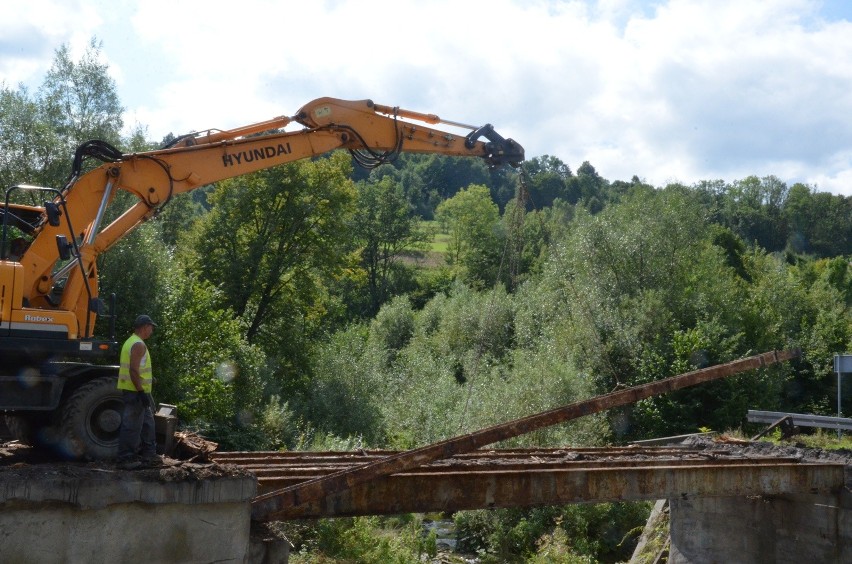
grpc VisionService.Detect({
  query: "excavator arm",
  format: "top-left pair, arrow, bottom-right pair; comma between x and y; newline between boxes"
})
2,97 -> 523,346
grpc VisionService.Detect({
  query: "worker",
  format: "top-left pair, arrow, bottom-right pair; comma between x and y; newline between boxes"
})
116,314 -> 158,462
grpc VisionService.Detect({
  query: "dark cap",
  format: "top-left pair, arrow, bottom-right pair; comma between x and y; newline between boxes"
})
134,314 -> 157,328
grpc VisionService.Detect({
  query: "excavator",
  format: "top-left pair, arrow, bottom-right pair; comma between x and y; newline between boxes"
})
0,97 -> 524,459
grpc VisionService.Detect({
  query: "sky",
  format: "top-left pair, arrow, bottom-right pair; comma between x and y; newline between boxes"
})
2,0 -> 852,195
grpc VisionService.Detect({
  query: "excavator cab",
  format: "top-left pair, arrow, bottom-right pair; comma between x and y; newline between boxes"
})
1,185 -> 118,365
0,201 -> 42,261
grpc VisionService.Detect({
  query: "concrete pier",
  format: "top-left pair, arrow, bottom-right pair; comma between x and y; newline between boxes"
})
669,490 -> 852,563
0,461 -> 264,563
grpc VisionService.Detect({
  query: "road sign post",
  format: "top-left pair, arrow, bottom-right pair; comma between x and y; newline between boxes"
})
833,354 -> 852,438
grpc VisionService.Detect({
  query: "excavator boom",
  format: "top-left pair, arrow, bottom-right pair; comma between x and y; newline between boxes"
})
3,97 -> 523,343
0,96 -> 523,460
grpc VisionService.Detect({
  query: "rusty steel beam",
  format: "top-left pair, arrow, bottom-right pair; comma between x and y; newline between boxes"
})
248,456 -> 810,493
214,447 -> 704,468
214,445 -> 727,464
220,447 -> 808,492
244,456 -> 805,479
251,349 -> 799,521
263,462 -> 843,519
220,447 -> 805,473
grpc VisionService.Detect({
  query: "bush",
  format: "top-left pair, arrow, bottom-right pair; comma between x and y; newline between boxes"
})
454,503 -> 651,562
288,516 -> 425,564
299,324 -> 388,445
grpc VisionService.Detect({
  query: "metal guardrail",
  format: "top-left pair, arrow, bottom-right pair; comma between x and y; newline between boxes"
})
747,410 -> 852,431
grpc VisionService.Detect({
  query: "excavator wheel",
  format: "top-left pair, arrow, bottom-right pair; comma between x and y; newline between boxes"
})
58,376 -> 124,460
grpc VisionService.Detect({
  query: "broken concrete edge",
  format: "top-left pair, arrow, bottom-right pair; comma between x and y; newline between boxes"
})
630,499 -> 670,562
0,462 -> 257,509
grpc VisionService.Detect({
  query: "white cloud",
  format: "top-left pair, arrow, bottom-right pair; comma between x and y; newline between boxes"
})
2,0 -> 852,195
0,0 -> 107,84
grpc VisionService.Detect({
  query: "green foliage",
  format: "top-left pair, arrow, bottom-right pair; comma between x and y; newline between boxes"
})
521,154 -> 577,208
429,283 -> 514,362
40,39 -> 124,146
180,152 -> 356,376
1,38 -> 123,195
289,516 -> 426,564
783,258 -> 852,414
455,503 -> 650,562
692,176 -> 852,258
96,222 -> 172,337
435,184 -> 504,286
299,323 -> 388,445
506,200 -> 572,287
720,175 -> 788,252
370,153 -> 500,214
528,527 -> 595,564
350,177 -> 430,315
0,86 -> 51,192
785,183 -> 852,257
526,186 -> 825,438
156,188 -> 210,247
256,395 -> 299,450
304,282 -> 608,450
778,429 -> 852,451
408,264 -> 455,309
544,188 -> 725,385
153,270 -> 266,439
710,224 -> 750,280
369,295 -> 416,358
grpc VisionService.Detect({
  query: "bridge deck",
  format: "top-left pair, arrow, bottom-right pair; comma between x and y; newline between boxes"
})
212,445 -> 847,519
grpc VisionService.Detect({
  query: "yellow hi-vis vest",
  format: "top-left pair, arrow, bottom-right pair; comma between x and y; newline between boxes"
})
117,334 -> 153,392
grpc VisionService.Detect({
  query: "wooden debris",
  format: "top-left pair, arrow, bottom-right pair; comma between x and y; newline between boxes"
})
172,431 -> 219,462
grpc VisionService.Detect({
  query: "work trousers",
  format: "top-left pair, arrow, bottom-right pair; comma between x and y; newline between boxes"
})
118,390 -> 157,458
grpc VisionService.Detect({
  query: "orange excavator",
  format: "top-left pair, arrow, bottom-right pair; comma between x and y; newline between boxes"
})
0,97 -> 523,459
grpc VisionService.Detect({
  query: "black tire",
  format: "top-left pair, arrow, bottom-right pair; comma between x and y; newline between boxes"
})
58,376 -> 124,460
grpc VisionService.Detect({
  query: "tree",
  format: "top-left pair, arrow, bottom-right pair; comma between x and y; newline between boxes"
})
0,39 -> 124,196
563,161 -> 607,213
96,222 -> 172,338
521,154 -> 575,208
435,184 -> 503,286
156,188 -> 211,247
540,188 -> 761,436
0,87 -> 53,192
351,177 -> 430,315
719,175 -> 789,252
415,154 -> 491,200
38,39 -> 124,187
40,40 -> 123,139
182,152 -> 356,353
784,184 -> 852,257
154,270 -> 266,434
368,158 -> 435,219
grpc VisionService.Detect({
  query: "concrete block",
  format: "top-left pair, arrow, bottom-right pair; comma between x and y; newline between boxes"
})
0,501 -> 251,563
669,493 -> 852,564
0,464 -> 258,563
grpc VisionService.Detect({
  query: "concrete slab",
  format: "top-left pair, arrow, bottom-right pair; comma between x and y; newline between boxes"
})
0,458 -> 259,563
